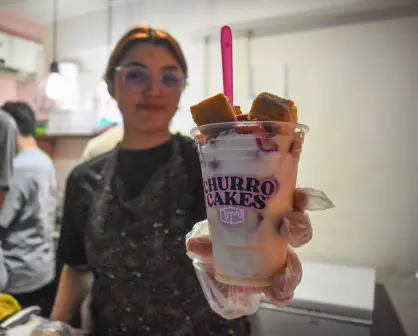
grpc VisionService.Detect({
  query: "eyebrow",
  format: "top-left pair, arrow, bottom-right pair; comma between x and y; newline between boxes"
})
123,61 -> 180,71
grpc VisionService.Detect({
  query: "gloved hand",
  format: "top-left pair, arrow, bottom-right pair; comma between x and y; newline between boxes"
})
186,187 -> 334,319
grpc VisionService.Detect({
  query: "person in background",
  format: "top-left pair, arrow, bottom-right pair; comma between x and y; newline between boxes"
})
0,110 -> 17,291
0,102 -> 57,317
0,110 -> 17,209
51,25 -> 312,335
81,125 -> 123,161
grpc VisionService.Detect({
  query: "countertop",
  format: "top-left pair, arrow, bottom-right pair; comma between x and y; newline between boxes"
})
384,273 -> 418,336
6,274 -> 417,336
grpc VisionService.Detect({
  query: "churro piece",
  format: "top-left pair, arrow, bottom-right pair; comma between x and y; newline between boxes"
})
249,92 -> 298,122
233,106 -> 242,115
190,93 -> 237,126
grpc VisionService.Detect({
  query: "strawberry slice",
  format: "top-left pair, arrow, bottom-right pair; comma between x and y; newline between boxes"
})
195,134 -> 205,145
236,114 -> 249,121
256,134 -> 278,152
209,138 -> 217,146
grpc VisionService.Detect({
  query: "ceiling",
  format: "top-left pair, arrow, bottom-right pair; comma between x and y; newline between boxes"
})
0,0 -> 113,23
2,0 -> 413,75
0,0 -> 357,24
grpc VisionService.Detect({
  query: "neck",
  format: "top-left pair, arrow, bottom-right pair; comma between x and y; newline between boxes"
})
18,136 -> 38,152
120,128 -> 171,150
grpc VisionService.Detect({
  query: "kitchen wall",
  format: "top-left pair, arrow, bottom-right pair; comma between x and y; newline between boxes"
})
199,15 -> 418,277
0,10 -> 43,42
0,74 -> 17,105
38,3 -> 418,276
0,10 -> 79,191
0,10 -> 45,111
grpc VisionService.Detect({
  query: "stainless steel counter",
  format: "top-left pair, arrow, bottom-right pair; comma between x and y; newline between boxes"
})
248,261 -> 412,336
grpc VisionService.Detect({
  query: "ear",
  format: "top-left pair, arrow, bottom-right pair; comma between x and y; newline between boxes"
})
105,78 -> 115,98
180,80 -> 188,94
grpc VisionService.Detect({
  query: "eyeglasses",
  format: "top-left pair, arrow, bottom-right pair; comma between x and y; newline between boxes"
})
115,65 -> 186,92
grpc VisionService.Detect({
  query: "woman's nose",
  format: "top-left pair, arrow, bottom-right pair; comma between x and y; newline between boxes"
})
144,77 -> 161,96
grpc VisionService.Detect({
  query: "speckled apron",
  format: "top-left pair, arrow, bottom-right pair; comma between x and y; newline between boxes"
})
84,138 -> 250,336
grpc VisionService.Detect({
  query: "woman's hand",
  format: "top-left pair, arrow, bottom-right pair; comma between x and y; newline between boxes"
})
187,188 -> 315,310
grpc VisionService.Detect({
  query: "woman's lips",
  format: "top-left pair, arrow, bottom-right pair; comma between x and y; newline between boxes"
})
136,104 -> 166,111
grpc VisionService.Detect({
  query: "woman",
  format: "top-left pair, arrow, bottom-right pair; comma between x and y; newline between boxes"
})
51,25 -> 314,335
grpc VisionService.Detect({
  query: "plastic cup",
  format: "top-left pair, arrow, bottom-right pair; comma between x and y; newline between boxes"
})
191,120 -> 309,287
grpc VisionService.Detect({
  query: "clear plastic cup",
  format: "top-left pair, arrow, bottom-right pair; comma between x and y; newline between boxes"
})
191,120 -> 309,287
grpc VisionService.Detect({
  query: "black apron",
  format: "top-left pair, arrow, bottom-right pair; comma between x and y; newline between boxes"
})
84,138 -> 250,336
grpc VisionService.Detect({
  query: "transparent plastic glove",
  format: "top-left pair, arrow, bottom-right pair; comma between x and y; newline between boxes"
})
186,187 -> 334,319
31,320 -> 74,336
279,187 -> 334,248
192,258 -> 263,320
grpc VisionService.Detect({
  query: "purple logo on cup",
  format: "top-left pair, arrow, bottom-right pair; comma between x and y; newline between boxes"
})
203,175 -> 278,211
218,207 -> 245,225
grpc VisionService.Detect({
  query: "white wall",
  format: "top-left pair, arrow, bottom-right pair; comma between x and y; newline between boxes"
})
170,42 -> 205,135
41,0 -> 369,109
192,15 -> 418,277
171,37 -> 254,135
171,36 -> 255,135
43,1 -> 418,276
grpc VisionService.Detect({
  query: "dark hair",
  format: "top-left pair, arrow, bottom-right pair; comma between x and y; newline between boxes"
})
1,102 -> 36,136
105,25 -> 188,86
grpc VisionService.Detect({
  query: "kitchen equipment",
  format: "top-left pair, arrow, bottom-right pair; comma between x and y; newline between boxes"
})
251,261 -> 376,336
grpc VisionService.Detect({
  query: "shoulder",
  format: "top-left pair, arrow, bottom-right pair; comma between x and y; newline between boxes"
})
175,134 -> 201,169
14,150 -> 55,175
82,126 -> 123,161
175,133 -> 198,160
0,110 -> 16,128
0,110 -> 17,141
174,133 -> 202,186
68,150 -> 113,193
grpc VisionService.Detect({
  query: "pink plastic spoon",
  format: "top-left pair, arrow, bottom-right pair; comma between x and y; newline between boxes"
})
221,25 -> 234,106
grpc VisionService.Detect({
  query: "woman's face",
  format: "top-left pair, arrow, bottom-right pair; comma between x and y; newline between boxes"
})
112,43 -> 185,134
